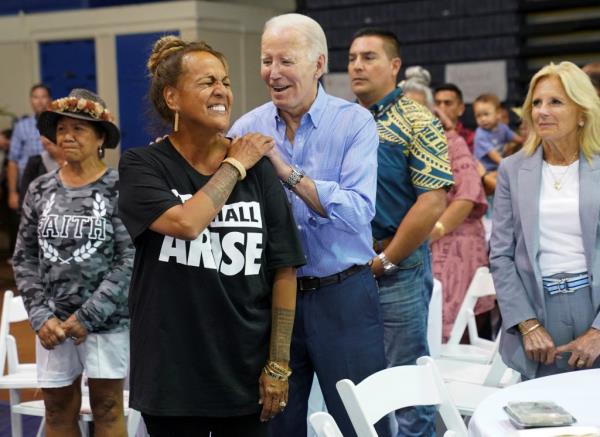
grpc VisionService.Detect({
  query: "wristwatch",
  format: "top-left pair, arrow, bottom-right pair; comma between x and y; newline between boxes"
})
284,166 -> 304,189
378,252 -> 399,275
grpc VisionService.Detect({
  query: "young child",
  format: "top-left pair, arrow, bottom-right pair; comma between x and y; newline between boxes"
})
473,94 -> 524,172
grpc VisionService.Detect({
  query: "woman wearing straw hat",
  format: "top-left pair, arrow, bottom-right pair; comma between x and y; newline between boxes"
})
13,88 -> 134,437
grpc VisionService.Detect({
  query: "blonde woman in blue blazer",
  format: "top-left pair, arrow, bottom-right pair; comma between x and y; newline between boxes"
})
490,62 -> 600,379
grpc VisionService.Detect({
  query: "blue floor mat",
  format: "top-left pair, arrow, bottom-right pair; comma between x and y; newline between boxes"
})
0,401 -> 43,437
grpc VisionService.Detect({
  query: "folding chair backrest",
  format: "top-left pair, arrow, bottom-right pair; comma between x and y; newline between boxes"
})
1,291 -> 14,373
9,295 -> 29,323
428,279 -> 443,357
336,356 -> 467,437
467,267 -> 496,299
6,335 -> 20,373
309,412 -> 343,437
447,267 -> 496,345
0,291 -> 30,374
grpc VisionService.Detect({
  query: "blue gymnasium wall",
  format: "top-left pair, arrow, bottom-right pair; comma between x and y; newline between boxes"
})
39,39 -> 97,99
116,31 -> 179,152
300,0 -> 600,118
39,31 -> 180,153
0,0 -> 152,15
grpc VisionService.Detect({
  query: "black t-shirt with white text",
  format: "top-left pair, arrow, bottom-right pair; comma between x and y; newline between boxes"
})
118,139 -> 305,416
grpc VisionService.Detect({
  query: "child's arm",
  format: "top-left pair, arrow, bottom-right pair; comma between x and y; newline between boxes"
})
506,124 -> 524,144
486,149 -> 503,164
512,132 -> 525,144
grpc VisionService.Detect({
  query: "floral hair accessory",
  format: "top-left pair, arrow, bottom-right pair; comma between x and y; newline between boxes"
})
49,96 -> 114,122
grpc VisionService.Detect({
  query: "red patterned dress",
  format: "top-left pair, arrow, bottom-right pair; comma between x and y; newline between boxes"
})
431,130 -> 495,341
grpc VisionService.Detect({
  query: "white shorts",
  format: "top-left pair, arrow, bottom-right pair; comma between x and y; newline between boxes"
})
36,330 -> 129,388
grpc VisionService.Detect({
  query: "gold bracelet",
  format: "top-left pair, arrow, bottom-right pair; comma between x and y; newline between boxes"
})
222,157 -> 246,181
263,365 -> 290,381
267,361 -> 292,378
434,221 -> 446,237
520,322 -> 541,336
517,319 -> 535,334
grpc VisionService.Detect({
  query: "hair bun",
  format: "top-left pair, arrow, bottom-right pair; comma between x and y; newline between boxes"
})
405,66 -> 431,87
147,35 -> 186,76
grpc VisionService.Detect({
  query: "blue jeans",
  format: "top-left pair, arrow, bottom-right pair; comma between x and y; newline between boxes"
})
377,244 -> 436,437
269,266 -> 392,437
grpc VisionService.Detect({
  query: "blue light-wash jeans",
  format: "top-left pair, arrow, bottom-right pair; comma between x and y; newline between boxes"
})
377,244 -> 436,437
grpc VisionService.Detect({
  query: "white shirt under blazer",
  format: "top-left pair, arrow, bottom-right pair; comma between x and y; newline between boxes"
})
539,160 -> 587,276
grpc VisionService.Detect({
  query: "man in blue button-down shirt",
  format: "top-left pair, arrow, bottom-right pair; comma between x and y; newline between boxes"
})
230,13 -> 390,437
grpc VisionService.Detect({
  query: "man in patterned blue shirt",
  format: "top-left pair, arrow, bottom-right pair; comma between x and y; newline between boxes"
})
7,84 -> 51,210
349,29 -> 453,437
230,13 -> 391,437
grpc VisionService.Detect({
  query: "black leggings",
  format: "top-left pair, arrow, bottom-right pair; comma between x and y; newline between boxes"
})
142,413 -> 268,437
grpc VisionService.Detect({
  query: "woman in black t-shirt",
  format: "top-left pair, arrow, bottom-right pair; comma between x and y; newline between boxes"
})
118,36 -> 305,436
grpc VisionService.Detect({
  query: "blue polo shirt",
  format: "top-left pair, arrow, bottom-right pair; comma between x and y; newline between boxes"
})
474,123 -> 517,171
371,88 -> 453,240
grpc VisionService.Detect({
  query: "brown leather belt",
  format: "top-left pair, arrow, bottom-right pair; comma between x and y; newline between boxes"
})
297,265 -> 366,291
373,237 -> 393,254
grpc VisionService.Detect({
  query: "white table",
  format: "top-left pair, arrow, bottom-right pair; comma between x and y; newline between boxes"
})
468,369 -> 600,437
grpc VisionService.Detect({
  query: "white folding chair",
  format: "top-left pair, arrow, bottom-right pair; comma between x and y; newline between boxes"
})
309,412 -> 343,437
439,267 -> 498,364
438,349 -> 521,416
307,374 -> 328,437
13,387 -> 141,437
436,342 -> 520,388
0,290 -> 141,436
431,268 -> 509,417
444,380 -> 501,416
0,290 -> 40,437
336,356 -> 468,437
427,279 -> 443,358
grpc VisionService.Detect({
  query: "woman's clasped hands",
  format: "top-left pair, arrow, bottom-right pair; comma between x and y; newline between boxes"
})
37,314 -> 89,349
521,320 -> 600,369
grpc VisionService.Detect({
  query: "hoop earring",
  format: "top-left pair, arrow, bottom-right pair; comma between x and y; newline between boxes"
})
174,111 -> 179,132
98,145 -> 105,159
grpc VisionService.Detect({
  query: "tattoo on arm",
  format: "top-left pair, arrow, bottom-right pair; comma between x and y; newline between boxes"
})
201,164 -> 239,209
270,307 -> 295,362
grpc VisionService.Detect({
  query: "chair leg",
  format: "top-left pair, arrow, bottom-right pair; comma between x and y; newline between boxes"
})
35,418 -> 45,437
9,389 -> 23,437
127,409 -> 142,437
79,420 -> 89,437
